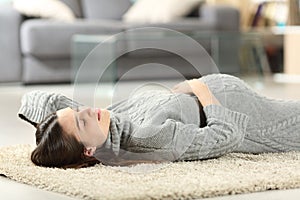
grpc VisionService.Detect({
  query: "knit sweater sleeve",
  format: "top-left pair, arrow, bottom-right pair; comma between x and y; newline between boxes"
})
18,90 -> 82,127
122,104 -> 249,161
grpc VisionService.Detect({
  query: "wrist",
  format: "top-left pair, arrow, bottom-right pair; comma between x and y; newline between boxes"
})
187,79 -> 205,94
187,79 -> 220,107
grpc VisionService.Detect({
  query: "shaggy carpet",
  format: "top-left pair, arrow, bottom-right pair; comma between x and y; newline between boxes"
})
1,144 -> 300,200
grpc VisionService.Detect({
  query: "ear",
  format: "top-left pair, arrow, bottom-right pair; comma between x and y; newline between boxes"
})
83,147 -> 96,157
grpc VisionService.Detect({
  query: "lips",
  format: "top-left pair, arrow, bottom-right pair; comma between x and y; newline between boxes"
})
96,108 -> 101,121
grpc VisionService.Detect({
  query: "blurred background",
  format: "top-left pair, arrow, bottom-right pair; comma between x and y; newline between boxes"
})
1,0 -> 299,85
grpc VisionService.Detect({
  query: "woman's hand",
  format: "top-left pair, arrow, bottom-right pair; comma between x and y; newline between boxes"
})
172,79 -> 220,107
171,79 -> 198,94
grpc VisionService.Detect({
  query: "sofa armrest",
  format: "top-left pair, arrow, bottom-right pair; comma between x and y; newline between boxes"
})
200,5 -> 240,31
0,3 -> 23,82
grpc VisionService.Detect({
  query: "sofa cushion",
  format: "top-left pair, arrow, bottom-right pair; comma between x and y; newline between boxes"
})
125,18 -> 215,32
21,19 -> 125,58
13,0 -> 76,22
123,20 -> 215,57
123,0 -> 203,23
60,0 -> 82,18
22,56 -> 71,84
81,0 -> 132,20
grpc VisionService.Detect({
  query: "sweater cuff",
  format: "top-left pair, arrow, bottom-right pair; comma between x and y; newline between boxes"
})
18,106 -> 47,127
203,104 -> 249,129
18,90 -> 83,127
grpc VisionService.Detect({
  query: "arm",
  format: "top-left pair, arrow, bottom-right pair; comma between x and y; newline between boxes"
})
109,104 -> 249,162
171,78 -> 220,107
188,79 -> 220,107
18,90 -> 82,127
117,79 -> 249,161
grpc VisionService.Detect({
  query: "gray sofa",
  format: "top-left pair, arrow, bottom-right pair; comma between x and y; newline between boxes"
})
0,0 -> 240,84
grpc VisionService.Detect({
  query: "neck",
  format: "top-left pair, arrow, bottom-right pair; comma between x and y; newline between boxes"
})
99,109 -> 110,139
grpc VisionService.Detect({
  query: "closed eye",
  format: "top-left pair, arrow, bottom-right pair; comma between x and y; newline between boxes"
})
75,115 -> 80,131
81,119 -> 86,127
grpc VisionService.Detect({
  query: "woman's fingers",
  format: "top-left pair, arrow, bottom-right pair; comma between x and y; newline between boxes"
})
172,85 -> 178,90
171,80 -> 193,94
171,83 -> 181,92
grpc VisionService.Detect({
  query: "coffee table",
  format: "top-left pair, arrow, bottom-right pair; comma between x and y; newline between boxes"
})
71,29 -> 269,83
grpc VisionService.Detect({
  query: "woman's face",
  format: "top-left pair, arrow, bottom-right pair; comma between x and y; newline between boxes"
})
56,107 -> 107,149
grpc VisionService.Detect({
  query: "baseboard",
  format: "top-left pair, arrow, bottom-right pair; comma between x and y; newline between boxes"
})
273,73 -> 300,83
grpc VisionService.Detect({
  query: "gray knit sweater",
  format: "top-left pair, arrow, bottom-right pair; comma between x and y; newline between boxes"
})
18,74 -> 300,162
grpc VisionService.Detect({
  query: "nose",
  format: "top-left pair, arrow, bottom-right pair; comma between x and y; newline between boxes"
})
76,106 -> 89,111
79,107 -> 93,116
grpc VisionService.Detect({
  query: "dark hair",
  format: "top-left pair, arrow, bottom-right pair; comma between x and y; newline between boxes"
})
31,113 -> 99,168
31,113 -> 164,168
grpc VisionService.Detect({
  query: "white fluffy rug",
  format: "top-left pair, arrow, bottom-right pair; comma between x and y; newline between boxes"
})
1,144 -> 300,200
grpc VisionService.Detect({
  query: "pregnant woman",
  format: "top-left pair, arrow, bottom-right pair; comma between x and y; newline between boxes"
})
18,74 -> 300,168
